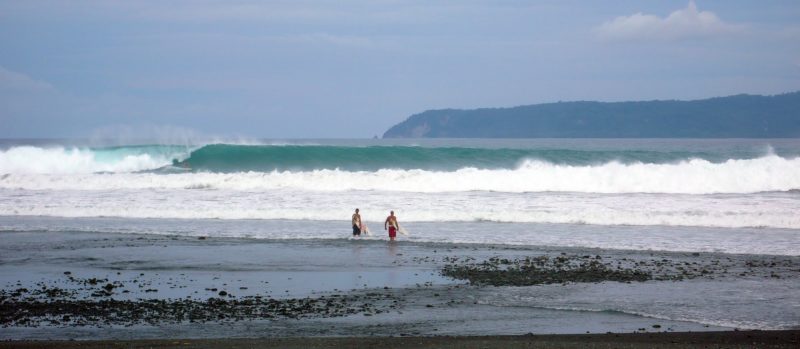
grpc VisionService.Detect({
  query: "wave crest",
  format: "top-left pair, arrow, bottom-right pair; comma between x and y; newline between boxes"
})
0,145 -> 186,174
1,154 -> 798,194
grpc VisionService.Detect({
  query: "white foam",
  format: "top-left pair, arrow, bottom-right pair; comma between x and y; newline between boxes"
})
2,155 -> 799,194
0,146 -> 173,174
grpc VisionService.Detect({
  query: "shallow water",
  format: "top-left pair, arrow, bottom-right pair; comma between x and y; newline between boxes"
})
2,216 -> 797,255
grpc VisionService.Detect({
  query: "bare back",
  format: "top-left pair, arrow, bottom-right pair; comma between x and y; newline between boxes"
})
385,215 -> 397,228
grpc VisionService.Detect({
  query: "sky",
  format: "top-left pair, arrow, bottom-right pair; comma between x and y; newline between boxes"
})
1,0 -> 799,139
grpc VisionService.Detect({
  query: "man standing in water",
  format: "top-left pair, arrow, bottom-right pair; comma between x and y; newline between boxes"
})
352,208 -> 362,236
384,210 -> 399,241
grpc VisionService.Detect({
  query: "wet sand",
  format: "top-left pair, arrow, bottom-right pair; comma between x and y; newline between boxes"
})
3,330 -> 799,349
1,230 -> 798,340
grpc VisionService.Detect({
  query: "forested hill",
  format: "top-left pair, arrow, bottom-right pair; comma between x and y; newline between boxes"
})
382,92 -> 800,138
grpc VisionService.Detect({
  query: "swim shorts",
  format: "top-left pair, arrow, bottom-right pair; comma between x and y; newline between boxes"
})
353,225 -> 361,236
388,226 -> 397,238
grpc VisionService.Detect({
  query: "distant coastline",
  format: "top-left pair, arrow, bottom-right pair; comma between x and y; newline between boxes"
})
383,92 -> 800,138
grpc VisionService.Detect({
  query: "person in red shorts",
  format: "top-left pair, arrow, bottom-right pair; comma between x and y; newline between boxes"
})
384,210 -> 399,241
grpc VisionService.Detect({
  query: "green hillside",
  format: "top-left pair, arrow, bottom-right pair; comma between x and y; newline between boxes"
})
383,92 -> 800,138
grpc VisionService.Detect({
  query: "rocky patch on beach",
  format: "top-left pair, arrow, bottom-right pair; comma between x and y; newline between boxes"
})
442,255 -> 650,286
0,288 -> 402,327
440,253 -> 799,286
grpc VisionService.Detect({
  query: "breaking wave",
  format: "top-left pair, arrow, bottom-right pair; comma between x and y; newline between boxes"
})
1,154 -> 798,194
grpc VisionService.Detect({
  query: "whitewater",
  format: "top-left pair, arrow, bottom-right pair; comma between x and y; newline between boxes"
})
2,156 -> 799,194
1,139 -> 799,254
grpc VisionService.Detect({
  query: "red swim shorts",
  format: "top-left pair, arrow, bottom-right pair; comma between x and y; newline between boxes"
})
388,227 -> 397,238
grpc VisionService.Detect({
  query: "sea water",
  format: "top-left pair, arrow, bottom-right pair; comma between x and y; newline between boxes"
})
1,138 -> 799,253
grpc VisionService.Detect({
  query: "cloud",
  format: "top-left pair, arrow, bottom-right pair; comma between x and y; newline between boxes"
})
595,1 -> 743,41
0,66 -> 55,91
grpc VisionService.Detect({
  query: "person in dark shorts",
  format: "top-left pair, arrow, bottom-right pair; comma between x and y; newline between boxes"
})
351,208 -> 362,236
384,210 -> 399,241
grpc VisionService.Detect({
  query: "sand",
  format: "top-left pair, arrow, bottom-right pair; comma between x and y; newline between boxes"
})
1,229 -> 798,342
3,330 -> 799,349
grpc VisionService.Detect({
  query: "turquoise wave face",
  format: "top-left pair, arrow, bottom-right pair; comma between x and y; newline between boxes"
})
176,144 -> 721,172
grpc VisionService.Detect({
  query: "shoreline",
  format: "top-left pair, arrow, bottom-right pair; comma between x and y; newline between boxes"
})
3,330 -> 799,349
2,215 -> 797,256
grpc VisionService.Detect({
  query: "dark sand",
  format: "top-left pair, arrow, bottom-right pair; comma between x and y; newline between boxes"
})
3,330 -> 799,349
2,230 -> 798,341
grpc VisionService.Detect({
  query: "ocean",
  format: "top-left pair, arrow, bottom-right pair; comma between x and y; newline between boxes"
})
1,138 -> 799,337
1,138 -> 799,254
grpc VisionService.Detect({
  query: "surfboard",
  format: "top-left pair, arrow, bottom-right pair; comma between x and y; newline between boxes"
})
361,223 -> 371,236
398,226 -> 410,236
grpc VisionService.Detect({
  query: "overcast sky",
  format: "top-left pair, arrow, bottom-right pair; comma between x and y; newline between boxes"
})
1,0 -> 799,139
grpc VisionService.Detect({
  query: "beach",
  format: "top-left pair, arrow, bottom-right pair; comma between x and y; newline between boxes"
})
4,331 -> 800,349
2,220 -> 798,342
